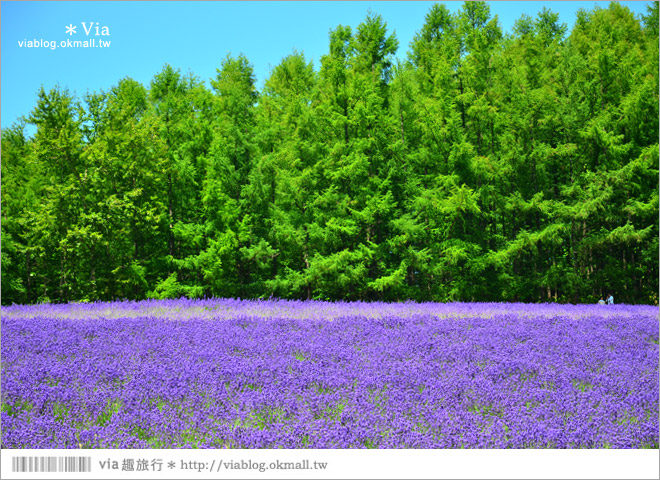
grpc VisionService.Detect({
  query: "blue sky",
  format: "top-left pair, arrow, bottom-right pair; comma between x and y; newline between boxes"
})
1,1 -> 654,130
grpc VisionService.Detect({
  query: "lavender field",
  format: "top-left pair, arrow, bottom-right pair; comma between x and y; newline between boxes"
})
1,299 -> 658,449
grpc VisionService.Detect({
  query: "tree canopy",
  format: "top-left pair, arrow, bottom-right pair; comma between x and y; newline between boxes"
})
2,2 -> 658,305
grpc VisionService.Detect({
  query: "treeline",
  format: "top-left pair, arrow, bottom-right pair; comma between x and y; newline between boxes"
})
2,2 -> 658,305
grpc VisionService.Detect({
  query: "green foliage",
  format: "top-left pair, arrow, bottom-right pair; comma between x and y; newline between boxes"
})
2,4 -> 657,305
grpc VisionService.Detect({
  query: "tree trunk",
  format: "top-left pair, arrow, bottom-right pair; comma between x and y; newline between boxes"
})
167,173 -> 175,258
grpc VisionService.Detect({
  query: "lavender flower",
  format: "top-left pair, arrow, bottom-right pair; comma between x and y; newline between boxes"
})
1,299 -> 658,448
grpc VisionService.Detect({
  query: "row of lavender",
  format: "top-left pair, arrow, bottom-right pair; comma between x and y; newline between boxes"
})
5,297 -> 658,320
1,299 -> 658,448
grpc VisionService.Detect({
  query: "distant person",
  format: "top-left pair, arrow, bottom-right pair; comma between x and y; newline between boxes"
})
607,294 -> 614,305
598,297 -> 605,305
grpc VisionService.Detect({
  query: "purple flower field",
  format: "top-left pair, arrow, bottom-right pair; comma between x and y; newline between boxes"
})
1,299 -> 658,449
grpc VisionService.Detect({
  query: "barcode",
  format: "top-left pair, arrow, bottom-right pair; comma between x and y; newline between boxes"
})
11,456 -> 92,473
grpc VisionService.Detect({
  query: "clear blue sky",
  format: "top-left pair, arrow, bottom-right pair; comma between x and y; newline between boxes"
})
1,1 -> 653,130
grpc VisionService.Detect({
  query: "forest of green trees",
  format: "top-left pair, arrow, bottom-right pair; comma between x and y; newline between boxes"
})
2,2 -> 658,305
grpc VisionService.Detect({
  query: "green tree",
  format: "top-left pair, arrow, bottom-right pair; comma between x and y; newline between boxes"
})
313,13 -> 401,300
199,54 -> 259,297
80,78 -> 169,300
1,122 -> 37,304
252,51 -> 320,299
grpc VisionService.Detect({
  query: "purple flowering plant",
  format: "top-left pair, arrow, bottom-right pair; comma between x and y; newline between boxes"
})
1,298 -> 658,448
